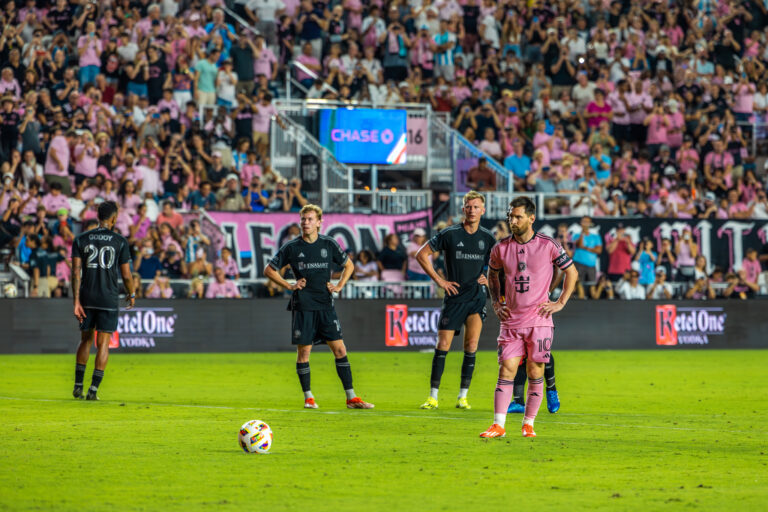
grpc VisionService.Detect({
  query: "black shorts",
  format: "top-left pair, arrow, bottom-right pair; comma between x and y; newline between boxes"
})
291,309 -> 343,346
80,308 -> 118,333
438,295 -> 487,334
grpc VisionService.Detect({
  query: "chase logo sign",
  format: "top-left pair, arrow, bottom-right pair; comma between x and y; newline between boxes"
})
655,305 -> 726,346
319,109 -> 407,165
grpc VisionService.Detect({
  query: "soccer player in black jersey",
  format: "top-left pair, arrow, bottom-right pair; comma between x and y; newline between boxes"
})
416,191 -> 497,410
71,201 -> 135,400
264,204 -> 374,410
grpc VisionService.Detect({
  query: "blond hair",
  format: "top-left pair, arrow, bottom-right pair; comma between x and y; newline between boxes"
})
300,204 -> 323,220
463,191 -> 486,205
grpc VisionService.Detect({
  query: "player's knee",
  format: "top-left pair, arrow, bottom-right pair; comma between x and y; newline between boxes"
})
436,339 -> 452,351
296,346 -> 312,363
464,339 -> 478,352
330,343 -> 347,358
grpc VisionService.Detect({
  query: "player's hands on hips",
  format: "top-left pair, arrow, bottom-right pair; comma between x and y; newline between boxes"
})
439,279 -> 460,295
477,274 -> 488,286
291,278 -> 307,291
74,302 -> 86,323
493,301 -> 510,321
326,281 -> 343,294
538,301 -> 564,318
126,295 -> 135,310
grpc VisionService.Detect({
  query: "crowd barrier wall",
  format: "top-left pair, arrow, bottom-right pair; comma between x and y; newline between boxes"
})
1,299 -> 765,354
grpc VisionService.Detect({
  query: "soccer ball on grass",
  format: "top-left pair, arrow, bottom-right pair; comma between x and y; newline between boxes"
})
238,420 -> 272,454
3,283 -> 18,298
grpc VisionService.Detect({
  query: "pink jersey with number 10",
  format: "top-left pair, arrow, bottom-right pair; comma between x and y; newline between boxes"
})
489,232 -> 573,329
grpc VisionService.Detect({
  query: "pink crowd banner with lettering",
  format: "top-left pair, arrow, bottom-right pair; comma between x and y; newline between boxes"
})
207,210 -> 432,278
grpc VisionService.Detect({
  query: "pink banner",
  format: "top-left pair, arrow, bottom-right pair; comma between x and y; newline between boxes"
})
208,210 -> 432,278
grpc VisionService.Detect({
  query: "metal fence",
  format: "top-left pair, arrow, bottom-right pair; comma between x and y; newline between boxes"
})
449,192 -> 594,219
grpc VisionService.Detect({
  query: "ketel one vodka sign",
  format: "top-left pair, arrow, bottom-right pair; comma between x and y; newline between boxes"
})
96,307 -> 178,349
385,304 -> 440,347
655,305 -> 726,346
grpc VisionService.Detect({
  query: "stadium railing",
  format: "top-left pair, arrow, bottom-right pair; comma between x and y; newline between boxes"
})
449,191 -> 592,219
429,116 -> 511,193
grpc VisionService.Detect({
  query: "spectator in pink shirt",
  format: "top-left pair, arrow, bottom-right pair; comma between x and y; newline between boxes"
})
253,35 -> 278,80
44,128 -> 75,194
732,76 -> 756,123
215,247 -> 239,279
145,272 -> 174,298
585,89 -> 612,131
156,200 -> 184,231
676,135 -> 699,175
73,132 -> 100,185
704,139 -> 735,179
665,99 -> 685,149
252,92 -> 278,159
726,188 -> 752,219
41,182 -> 70,217
565,128 -> 587,157
295,43 -> 322,88
477,127 -> 502,161
0,68 -> 21,99
643,100 -> 670,157
739,247 -> 763,290
77,21 -> 103,86
205,266 -> 241,298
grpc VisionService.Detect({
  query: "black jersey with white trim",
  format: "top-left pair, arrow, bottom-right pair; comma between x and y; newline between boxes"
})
428,224 -> 496,303
72,227 -> 132,311
269,234 -> 348,311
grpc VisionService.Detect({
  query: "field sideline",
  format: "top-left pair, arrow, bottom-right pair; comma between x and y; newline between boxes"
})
1,350 -> 766,511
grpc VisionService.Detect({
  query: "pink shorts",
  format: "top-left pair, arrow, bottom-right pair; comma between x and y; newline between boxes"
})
497,326 -> 554,364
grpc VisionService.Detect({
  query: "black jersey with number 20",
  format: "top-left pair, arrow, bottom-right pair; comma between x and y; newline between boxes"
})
72,227 -> 132,311
428,224 -> 496,303
269,235 -> 348,311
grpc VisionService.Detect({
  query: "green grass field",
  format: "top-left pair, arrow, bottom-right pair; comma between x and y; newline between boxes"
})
1,350 -> 766,511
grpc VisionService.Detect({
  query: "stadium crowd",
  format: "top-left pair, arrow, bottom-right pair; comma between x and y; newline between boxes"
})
1,0 -> 768,299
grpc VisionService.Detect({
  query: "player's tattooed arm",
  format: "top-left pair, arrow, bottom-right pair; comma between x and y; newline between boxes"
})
488,268 -> 510,321
72,256 -> 86,322
71,256 -> 81,305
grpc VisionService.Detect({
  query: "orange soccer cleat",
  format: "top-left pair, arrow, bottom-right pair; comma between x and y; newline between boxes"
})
346,397 -> 374,409
479,424 -> 506,438
304,397 -> 318,409
522,424 -> 537,438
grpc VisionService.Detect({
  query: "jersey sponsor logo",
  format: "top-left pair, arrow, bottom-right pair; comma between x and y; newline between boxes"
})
655,305 -> 726,346
457,241 -> 464,247
385,304 -> 440,347
455,251 -> 485,260
514,275 -> 530,293
297,261 -> 330,270
518,262 -> 527,272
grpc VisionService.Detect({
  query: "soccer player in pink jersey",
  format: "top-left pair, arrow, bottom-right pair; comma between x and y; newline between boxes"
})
480,197 -> 578,439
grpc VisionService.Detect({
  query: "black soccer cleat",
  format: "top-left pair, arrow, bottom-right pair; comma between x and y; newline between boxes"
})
73,386 -> 84,399
85,390 -> 99,401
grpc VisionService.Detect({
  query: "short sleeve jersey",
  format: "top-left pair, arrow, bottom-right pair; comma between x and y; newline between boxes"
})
72,227 -> 132,311
428,224 -> 496,304
488,232 -> 573,329
269,234 -> 348,311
